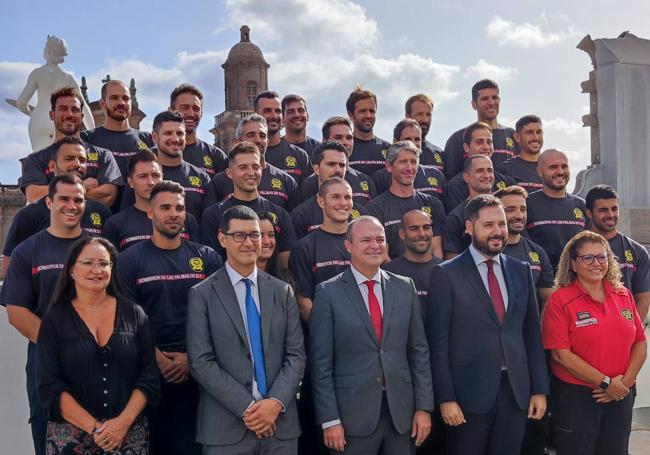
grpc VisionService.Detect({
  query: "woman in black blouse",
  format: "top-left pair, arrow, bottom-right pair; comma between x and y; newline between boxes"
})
37,237 -> 159,454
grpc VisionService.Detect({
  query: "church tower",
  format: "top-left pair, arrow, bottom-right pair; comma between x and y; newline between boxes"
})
211,25 -> 270,152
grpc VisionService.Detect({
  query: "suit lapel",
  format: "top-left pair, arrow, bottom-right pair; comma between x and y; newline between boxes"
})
380,270 -> 393,344
257,271 -> 274,351
211,268 -> 249,349
459,250 -> 501,326
341,269 -> 380,347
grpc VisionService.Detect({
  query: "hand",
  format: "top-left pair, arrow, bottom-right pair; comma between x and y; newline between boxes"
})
440,401 -> 466,426
83,178 -> 99,191
156,351 -> 189,383
593,375 -> 629,403
92,415 -> 133,452
323,424 -> 346,452
411,410 -> 431,446
243,399 -> 282,434
528,394 -> 547,420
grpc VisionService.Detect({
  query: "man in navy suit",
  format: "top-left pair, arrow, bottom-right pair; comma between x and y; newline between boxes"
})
427,194 -> 548,455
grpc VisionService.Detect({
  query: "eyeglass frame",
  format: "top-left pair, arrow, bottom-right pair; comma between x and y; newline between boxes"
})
224,231 -> 262,243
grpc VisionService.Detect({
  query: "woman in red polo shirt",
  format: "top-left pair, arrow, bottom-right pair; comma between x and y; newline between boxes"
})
542,230 -> 647,455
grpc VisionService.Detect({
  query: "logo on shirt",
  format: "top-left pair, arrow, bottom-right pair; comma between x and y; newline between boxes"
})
188,176 -> 202,187
381,149 -> 388,159
496,181 -> 507,190
189,257 -> 204,272
506,137 -> 515,149
529,252 -> 540,264
203,155 -> 213,168
575,311 -> 598,327
421,206 -> 432,218
360,181 -> 369,192
435,153 -> 443,164
285,156 -> 297,168
427,177 -> 438,187
622,309 -> 633,320
269,211 -> 278,224
90,212 -> 102,227
625,249 -> 634,263
137,141 -> 149,151
351,209 -> 361,219
573,208 -> 584,220
87,151 -> 99,162
271,178 -> 283,190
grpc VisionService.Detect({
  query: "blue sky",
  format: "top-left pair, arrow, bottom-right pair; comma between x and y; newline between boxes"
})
1,0 -> 648,185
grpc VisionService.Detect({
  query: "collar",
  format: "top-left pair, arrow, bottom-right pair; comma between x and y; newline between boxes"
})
572,278 -> 616,299
350,265 -> 382,286
225,261 -> 258,287
469,243 -> 501,267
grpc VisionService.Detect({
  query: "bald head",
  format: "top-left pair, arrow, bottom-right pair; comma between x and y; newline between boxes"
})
537,148 -> 570,192
537,148 -> 568,168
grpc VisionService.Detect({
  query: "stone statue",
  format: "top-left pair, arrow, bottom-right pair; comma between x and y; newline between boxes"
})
5,35 -> 95,152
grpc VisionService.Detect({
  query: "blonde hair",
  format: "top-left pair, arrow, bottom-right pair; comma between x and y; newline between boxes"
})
554,230 -> 624,291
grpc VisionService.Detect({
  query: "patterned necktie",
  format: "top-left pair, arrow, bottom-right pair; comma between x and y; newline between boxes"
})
365,280 -> 383,342
242,278 -> 267,396
486,260 -> 506,323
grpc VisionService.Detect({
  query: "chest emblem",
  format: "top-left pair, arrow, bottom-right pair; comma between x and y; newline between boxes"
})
622,309 -> 633,320
573,208 -> 584,221
189,257 -> 204,272
271,178 -> 283,190
90,212 -> 102,226
188,176 -> 202,187
285,156 -> 297,168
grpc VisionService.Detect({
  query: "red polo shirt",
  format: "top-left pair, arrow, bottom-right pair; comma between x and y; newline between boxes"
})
542,280 -> 646,387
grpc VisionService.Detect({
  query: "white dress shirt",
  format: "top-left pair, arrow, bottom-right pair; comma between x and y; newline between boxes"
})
468,244 -> 509,310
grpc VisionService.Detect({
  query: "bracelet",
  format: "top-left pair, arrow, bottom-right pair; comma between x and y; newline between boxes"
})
93,420 -> 102,434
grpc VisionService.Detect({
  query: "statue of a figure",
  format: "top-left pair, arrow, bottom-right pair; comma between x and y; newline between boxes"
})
6,35 -> 95,152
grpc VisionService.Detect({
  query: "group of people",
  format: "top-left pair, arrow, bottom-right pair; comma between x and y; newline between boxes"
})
1,76 -> 648,455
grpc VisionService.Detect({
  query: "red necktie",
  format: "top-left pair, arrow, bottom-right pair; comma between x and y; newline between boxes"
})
486,260 -> 506,323
365,280 -> 383,342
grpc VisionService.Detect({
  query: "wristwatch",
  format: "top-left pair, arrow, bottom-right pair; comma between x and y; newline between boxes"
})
599,375 -> 611,391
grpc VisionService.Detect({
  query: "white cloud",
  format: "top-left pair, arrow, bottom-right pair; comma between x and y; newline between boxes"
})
486,15 -> 577,48
465,59 -> 518,82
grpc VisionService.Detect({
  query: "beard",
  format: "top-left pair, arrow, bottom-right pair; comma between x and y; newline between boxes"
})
472,233 -> 506,257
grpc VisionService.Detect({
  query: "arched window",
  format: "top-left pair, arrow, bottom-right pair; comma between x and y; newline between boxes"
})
247,81 -> 258,108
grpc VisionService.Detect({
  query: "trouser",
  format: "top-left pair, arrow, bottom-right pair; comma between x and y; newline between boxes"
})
551,377 -> 635,455
202,433 -> 298,455
26,342 -> 47,455
150,375 -> 201,455
445,371 -> 527,455
335,394 -> 414,455
520,411 -> 551,455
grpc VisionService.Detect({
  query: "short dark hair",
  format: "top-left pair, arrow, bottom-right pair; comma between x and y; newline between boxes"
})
346,86 -> 377,115
150,180 -> 185,203
281,94 -> 306,114
393,118 -> 421,142
405,93 -> 433,115
48,174 -> 84,200
322,116 -> 352,139
471,79 -> 499,102
127,149 -> 158,177
53,136 -> 85,159
318,176 -> 351,198
312,141 -> 348,165
515,115 -> 542,132
170,83 -> 203,108
494,185 -> 528,199
466,194 -> 503,222
222,205 -> 260,233
50,86 -> 84,112
100,80 -> 128,100
585,184 -> 619,211
253,91 -> 279,111
228,141 -> 260,165
153,110 -> 184,132
463,154 -> 492,173
462,122 -> 492,146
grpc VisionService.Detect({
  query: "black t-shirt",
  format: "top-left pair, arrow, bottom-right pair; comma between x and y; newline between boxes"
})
183,139 -> 227,177
265,140 -> 312,185
608,232 -> 650,295
498,156 -> 543,194
117,239 -> 222,351
200,196 -> 296,255
160,161 -> 211,220
291,196 -> 368,239
503,236 -> 554,290
443,125 -> 518,179
442,170 -> 515,213
366,190 -> 445,259
20,140 -> 124,190
81,127 -> 154,179
382,256 -> 440,310
102,205 -> 200,251
3,197 -> 112,257
372,165 -> 446,202
298,168 -> 377,207
0,230 -> 89,317
349,136 -> 391,176
526,190 -> 586,268
442,199 -> 470,255
204,163 -> 299,211
283,136 -> 321,160
288,228 -> 351,299
420,140 -> 445,173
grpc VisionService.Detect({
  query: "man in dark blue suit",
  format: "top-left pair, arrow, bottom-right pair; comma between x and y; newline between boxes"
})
427,194 -> 548,455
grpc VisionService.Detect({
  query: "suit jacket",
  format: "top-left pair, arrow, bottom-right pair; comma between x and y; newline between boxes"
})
187,266 -> 305,446
427,249 -> 549,415
309,268 -> 433,437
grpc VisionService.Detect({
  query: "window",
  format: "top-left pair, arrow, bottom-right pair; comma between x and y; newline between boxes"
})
247,81 -> 258,108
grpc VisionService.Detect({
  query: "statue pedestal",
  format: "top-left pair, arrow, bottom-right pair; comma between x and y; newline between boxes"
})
618,208 -> 650,247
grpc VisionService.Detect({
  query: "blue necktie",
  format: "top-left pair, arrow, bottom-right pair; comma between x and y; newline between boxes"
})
242,278 -> 267,396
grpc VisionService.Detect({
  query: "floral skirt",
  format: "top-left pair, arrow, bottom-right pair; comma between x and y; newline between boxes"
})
46,416 -> 149,454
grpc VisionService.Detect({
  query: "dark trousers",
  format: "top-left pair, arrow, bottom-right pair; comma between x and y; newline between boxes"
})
27,342 -> 47,455
151,376 -> 201,455
446,372 -> 527,455
416,409 -> 445,455
551,378 -> 635,455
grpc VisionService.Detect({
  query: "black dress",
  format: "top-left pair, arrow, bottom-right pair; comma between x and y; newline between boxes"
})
37,298 -> 160,454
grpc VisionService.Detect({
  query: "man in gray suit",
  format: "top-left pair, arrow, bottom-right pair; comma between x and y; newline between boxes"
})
187,205 -> 305,454
309,215 -> 434,454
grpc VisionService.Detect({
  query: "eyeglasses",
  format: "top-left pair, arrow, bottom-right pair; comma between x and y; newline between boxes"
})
76,260 -> 112,270
224,231 -> 262,243
576,254 -> 608,265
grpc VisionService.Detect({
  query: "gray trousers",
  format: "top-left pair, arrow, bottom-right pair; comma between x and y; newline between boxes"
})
202,432 -> 298,455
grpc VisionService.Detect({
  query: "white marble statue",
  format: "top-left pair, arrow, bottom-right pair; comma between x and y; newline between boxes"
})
6,35 -> 94,152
